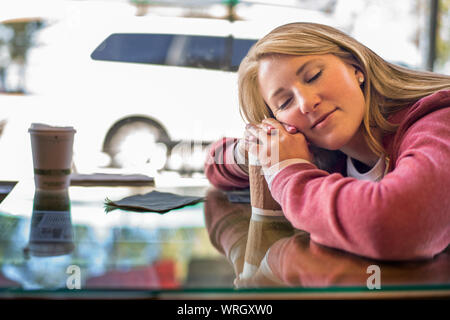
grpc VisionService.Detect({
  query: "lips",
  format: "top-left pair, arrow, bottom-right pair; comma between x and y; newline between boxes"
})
311,108 -> 338,129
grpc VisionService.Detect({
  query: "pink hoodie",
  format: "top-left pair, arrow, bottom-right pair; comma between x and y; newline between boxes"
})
205,90 -> 450,261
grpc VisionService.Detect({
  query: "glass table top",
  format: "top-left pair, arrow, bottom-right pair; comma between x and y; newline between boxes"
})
0,179 -> 449,299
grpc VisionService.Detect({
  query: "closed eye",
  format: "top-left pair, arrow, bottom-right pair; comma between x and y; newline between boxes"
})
306,70 -> 322,83
278,97 -> 292,110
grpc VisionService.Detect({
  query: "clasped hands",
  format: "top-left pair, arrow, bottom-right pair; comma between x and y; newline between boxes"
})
239,118 -> 313,169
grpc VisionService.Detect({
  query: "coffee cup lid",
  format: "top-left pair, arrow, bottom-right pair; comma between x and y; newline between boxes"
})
28,123 -> 76,133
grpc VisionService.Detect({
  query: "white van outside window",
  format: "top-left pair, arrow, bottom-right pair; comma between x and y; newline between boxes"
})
89,32 -> 256,173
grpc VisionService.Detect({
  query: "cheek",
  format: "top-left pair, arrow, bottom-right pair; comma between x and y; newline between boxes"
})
323,74 -> 365,119
345,90 -> 366,124
322,64 -> 360,96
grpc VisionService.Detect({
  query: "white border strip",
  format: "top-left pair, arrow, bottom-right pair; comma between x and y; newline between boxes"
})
251,207 -> 284,217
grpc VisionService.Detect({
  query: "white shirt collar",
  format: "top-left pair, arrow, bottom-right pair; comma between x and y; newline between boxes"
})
346,156 -> 386,182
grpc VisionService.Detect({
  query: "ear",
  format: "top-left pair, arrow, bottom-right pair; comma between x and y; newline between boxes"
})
354,68 -> 365,84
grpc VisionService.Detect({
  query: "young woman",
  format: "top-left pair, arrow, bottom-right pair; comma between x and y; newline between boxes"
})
205,22 -> 450,261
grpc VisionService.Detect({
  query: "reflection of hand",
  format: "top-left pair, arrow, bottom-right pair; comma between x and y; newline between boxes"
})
234,272 -> 272,288
244,119 -> 313,169
234,274 -> 256,288
234,256 -> 283,289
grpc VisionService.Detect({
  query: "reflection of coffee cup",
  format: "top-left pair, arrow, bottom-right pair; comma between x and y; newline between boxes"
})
241,214 -> 294,279
240,155 -> 294,279
28,189 -> 74,257
28,123 -> 76,190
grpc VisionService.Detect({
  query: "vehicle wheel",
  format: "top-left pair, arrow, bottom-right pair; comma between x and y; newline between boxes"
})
103,118 -> 170,171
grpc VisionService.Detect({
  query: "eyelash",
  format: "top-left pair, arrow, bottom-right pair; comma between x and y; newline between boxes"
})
278,97 -> 292,110
307,70 -> 322,83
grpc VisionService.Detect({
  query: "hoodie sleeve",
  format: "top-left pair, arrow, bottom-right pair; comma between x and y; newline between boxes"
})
270,104 -> 450,261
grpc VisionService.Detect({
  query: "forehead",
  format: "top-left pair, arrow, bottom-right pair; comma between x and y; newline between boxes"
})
257,54 -> 344,96
258,53 -> 338,74
257,55 -> 310,95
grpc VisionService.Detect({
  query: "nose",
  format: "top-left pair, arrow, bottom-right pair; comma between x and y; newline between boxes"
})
294,88 -> 321,114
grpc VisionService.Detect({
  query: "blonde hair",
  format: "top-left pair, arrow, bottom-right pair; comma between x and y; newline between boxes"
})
238,22 -> 450,157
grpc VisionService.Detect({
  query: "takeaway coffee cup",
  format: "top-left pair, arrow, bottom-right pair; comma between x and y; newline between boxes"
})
240,154 -> 294,279
28,123 -> 76,190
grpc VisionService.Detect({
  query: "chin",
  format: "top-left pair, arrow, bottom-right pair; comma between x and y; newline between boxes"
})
315,136 -> 352,151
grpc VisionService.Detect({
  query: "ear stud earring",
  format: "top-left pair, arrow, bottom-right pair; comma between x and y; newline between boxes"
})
358,77 -> 364,83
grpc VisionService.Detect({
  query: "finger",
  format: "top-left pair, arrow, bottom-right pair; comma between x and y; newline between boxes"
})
245,124 -> 264,144
261,118 -> 286,134
283,124 -> 299,134
237,138 -> 248,155
257,125 -> 268,144
246,121 -> 271,134
244,135 -> 259,151
245,123 -> 259,137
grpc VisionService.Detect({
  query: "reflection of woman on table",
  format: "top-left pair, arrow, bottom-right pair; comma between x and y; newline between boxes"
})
204,189 -> 450,289
235,232 -> 450,289
205,22 -> 450,261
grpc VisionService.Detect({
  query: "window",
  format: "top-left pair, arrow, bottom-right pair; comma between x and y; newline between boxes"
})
91,33 -> 256,71
91,33 -> 173,65
231,38 -> 256,71
172,35 -> 227,69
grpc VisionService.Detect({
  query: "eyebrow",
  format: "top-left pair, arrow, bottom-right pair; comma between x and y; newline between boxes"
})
269,59 -> 319,101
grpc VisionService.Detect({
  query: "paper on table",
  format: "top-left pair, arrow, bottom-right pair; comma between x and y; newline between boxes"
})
70,173 -> 154,186
225,188 -> 251,204
104,190 -> 204,214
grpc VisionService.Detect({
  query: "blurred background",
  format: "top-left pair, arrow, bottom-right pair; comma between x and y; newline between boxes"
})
0,0 -> 449,293
0,0 -> 449,182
